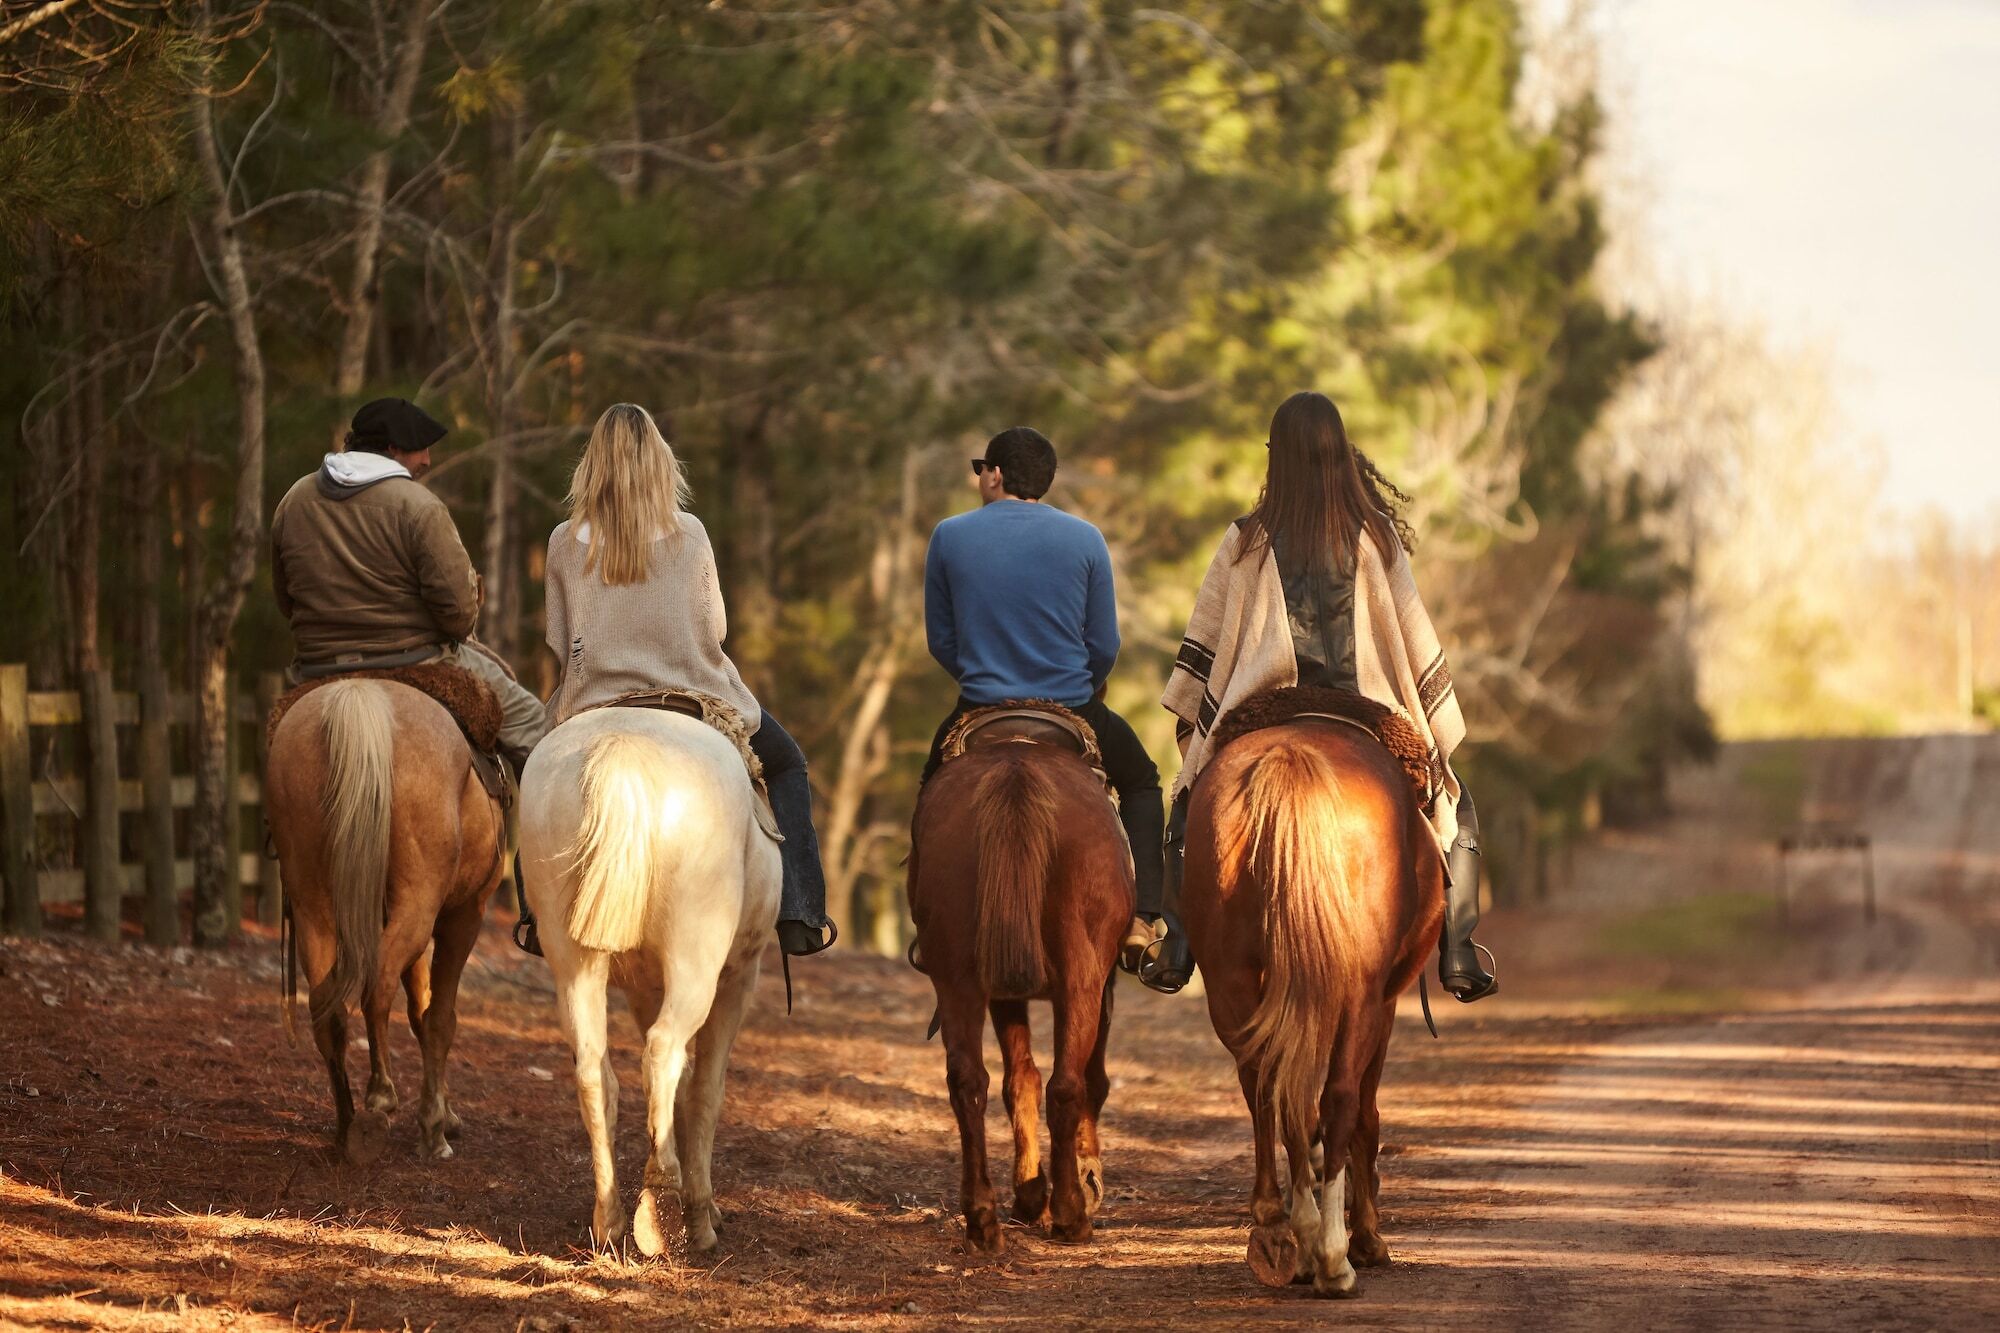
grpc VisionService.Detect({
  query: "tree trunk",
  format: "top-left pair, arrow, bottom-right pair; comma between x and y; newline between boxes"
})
478,108 -> 523,661
188,77 -> 268,947
332,0 -> 433,402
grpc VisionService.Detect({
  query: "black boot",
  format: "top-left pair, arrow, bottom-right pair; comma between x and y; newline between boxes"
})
777,918 -> 839,957
1439,793 -> 1497,1002
1138,791 -> 1194,994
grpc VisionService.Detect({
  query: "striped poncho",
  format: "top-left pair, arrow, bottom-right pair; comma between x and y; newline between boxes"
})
1161,520 -> 1466,853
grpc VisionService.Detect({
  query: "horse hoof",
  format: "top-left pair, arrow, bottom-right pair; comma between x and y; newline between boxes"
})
1050,1216 -> 1092,1245
633,1189 -> 677,1259
1247,1224 -> 1298,1288
344,1110 -> 391,1166
425,1134 -> 455,1162
1313,1261 -> 1360,1299
684,1198 -> 720,1252
1011,1174 -> 1050,1225
365,1086 -> 398,1116
592,1211 -> 629,1255
1351,1232 -> 1391,1267
965,1211 -> 1004,1254
1077,1156 -> 1105,1219
441,1108 -> 463,1140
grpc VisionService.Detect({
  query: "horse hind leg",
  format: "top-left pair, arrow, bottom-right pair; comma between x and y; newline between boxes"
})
990,999 -> 1048,1226
632,965 -> 718,1260
673,949 -> 760,1253
938,982 -> 1003,1253
555,949 -> 626,1251
361,902 -> 433,1121
1304,1033 -> 1372,1299
1044,979 -> 1105,1244
299,923 -> 364,1162
1347,1010 -> 1394,1268
414,898 -> 482,1159
1076,978 -> 1114,1220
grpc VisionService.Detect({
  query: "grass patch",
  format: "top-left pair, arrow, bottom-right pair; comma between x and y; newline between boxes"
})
1596,891 -> 1779,964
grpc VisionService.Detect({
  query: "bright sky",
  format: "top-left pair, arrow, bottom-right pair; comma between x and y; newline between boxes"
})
1589,0 -> 2000,521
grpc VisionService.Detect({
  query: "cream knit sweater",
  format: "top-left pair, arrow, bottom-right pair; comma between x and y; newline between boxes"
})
542,513 -> 762,730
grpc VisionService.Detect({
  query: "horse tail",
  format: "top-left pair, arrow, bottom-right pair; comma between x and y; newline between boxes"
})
314,680 -> 396,1028
563,730 -> 676,953
1227,739 -> 1365,1149
971,753 -> 1059,997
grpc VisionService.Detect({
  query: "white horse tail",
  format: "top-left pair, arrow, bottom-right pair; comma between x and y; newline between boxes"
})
564,730 -> 676,953
314,680 -> 396,1028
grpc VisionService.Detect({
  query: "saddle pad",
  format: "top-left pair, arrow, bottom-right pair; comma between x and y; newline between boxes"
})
939,699 -> 1103,770
1208,684 -> 1435,813
268,662 -> 503,754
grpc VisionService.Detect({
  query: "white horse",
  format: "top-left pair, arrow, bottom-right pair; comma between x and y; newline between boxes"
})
519,707 -> 781,1256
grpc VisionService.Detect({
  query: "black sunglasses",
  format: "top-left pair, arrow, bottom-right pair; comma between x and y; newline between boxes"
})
970,458 -> 993,475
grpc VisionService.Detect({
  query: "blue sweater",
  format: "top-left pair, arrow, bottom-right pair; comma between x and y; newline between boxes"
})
924,499 -> 1120,707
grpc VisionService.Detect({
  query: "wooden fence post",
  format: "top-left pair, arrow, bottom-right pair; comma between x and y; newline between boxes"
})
138,666 -> 178,946
80,669 -> 122,942
222,675 -> 243,939
255,671 -> 282,926
0,665 -> 37,937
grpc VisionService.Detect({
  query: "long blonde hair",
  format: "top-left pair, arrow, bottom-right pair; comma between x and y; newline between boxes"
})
567,403 -> 692,585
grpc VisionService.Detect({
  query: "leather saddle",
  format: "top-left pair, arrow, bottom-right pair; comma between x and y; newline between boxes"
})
270,659 -> 511,805
605,689 -> 706,720
959,707 -> 1092,758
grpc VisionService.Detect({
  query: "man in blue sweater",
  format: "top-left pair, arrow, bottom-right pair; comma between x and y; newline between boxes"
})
921,426 -> 1164,937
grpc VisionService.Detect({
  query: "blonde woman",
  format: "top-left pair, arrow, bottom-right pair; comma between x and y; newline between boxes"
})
535,403 -> 834,958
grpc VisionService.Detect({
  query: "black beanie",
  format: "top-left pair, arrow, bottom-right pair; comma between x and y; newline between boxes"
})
346,398 -> 448,455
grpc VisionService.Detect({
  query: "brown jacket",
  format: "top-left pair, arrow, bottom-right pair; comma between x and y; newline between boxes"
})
271,461 -> 480,665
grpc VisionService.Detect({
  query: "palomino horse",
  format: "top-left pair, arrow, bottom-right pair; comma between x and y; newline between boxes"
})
519,707 -> 780,1255
265,679 -> 508,1163
1184,717 -> 1441,1298
908,726 -> 1134,1251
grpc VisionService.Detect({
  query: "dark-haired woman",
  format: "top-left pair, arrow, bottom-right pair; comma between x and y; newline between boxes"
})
1139,391 -> 1496,1001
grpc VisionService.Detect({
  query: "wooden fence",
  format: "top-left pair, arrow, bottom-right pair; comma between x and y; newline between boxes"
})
0,663 -> 283,944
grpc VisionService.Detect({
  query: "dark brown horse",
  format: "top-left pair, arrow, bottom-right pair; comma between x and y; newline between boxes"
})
1184,719 -> 1441,1297
908,740 -> 1134,1251
266,678 -> 508,1163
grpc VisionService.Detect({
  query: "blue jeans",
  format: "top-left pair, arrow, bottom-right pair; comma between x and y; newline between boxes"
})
748,710 -> 828,928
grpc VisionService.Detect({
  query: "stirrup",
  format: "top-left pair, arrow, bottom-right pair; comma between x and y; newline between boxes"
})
1135,936 -> 1191,995
906,936 -> 928,974
1441,942 -> 1498,1002
511,911 -> 543,958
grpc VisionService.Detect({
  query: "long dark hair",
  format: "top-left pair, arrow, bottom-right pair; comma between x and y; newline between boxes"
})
1238,391 -> 1414,570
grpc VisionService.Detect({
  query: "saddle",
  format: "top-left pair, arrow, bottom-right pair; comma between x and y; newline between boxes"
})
585,688 -> 782,841
938,700 -> 1103,771
1209,685 -> 1438,814
268,661 -> 510,804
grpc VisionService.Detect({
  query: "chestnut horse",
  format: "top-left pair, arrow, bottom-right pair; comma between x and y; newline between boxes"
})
266,679 -> 507,1163
1184,720 -> 1441,1298
908,742 -> 1134,1251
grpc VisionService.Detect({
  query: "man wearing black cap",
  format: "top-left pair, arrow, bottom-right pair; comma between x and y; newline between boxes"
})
270,398 -> 547,776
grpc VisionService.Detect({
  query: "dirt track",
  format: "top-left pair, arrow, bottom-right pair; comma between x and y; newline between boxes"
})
3,736 -> 1997,1330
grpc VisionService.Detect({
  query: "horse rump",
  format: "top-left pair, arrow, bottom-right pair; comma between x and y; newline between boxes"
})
1223,738 -> 1367,1146
970,751 -> 1060,997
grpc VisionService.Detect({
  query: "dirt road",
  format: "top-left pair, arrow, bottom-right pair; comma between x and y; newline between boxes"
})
3,736 -> 1997,1329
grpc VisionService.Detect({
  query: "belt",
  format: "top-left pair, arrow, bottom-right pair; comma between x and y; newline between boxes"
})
294,644 -> 446,679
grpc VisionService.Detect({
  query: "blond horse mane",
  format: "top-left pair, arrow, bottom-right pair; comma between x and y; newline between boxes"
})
313,680 -> 396,1027
1221,740 -> 1369,1150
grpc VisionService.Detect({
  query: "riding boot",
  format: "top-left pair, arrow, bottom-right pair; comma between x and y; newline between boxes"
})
1116,790 -> 1167,969
1137,790 -> 1194,994
1439,792 -> 1497,1002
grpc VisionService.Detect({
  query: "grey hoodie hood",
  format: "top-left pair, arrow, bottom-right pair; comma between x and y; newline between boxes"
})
316,451 -> 412,500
